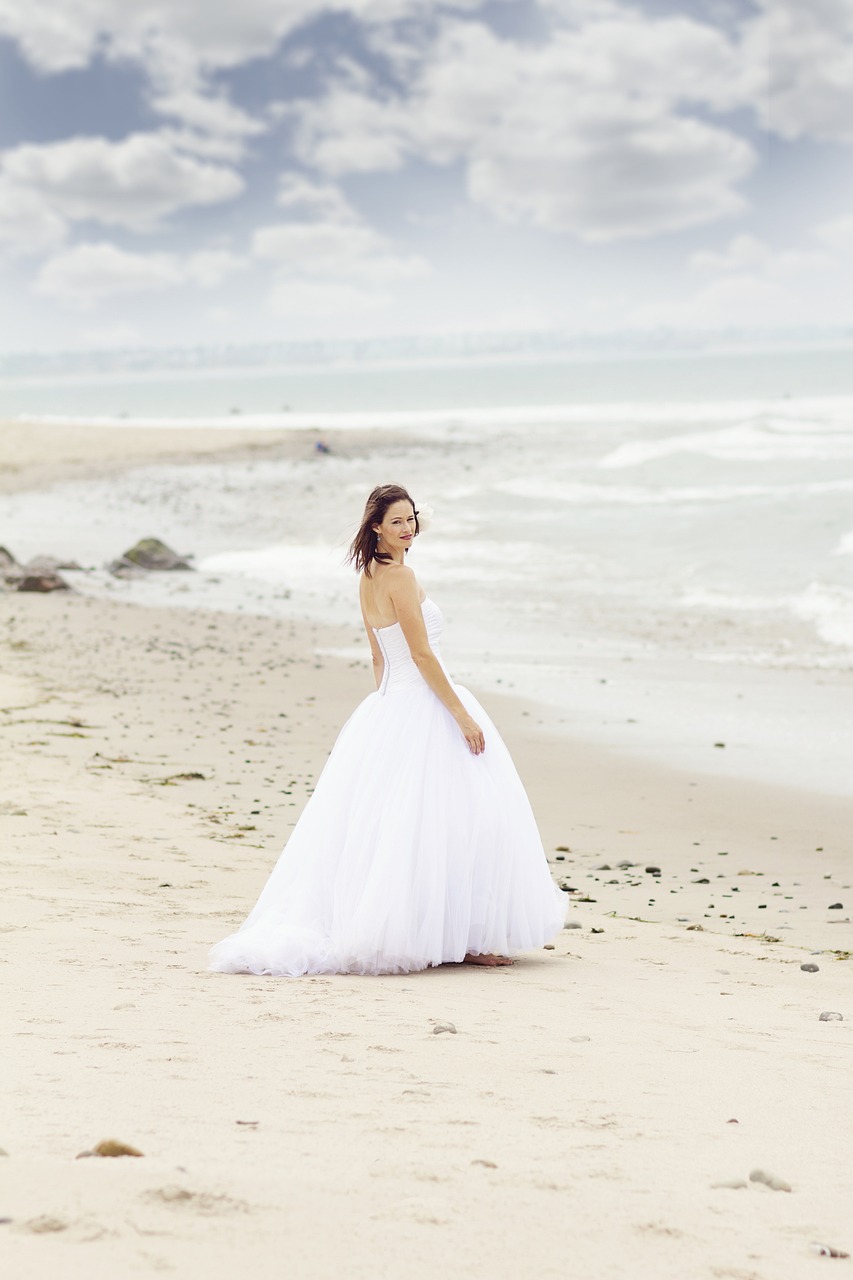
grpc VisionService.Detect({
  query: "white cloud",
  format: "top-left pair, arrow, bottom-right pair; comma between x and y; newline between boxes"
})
689,233 -> 831,278
636,223 -> 853,329
149,88 -> 266,145
34,242 -> 185,300
252,220 -> 427,283
292,13 -> 756,240
1,132 -> 243,234
33,241 -> 248,301
276,174 -> 358,221
0,177 -> 67,254
742,0 -> 853,144
815,214 -> 853,254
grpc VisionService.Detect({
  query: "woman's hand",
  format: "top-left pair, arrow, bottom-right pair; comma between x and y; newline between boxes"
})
456,712 -> 485,756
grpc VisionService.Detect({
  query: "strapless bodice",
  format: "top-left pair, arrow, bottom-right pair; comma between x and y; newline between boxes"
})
373,597 -> 444,695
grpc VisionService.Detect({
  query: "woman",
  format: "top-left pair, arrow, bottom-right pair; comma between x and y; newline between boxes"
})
209,484 -> 565,976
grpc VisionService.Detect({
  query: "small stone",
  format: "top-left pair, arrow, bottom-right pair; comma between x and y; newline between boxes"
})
714,742 -> 726,748
828,902 -> 844,910
77,1138 -> 143,1158
24,1215 -> 68,1233
800,963 -> 819,973
726,1118 -> 739,1124
111,537 -> 194,574
555,845 -> 570,852
693,877 -> 710,884
563,920 -> 582,930
810,1243 -> 850,1258
590,928 -> 604,934
710,1178 -> 747,1190
819,1011 -> 843,1022
645,865 -> 661,875
687,924 -> 704,931
749,1167 -> 791,1192
543,943 -> 555,950
433,1022 -> 457,1035
616,860 -> 635,869
596,864 -> 612,871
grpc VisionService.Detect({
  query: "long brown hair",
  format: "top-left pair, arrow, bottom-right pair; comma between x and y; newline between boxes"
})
348,484 -> 420,576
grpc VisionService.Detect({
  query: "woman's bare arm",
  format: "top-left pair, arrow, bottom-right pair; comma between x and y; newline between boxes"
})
388,566 -> 485,755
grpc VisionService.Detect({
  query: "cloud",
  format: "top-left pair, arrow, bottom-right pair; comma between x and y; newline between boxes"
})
33,241 -> 248,301
0,177 -> 67,254
0,132 -> 243,236
291,13 -> 756,240
815,214 -> 853,254
149,88 -> 267,147
742,0 -> 853,145
252,220 -> 427,283
276,174 -> 355,221
636,224 -> 853,329
689,233 -> 831,278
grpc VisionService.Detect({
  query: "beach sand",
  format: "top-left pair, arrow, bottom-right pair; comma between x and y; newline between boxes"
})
2,426 -> 851,1278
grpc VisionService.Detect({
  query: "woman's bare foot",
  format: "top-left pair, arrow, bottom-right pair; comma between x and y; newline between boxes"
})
463,952 -> 513,966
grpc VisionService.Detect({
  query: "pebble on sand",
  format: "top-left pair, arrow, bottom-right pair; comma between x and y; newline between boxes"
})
810,1242 -> 850,1258
76,1138 -> 144,1158
433,1022 -> 457,1035
800,963 -> 820,973
749,1168 -> 791,1192
563,920 -> 582,930
828,902 -> 844,910
819,1011 -> 844,1022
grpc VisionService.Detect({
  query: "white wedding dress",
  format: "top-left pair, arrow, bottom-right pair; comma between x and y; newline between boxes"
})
209,598 -> 566,976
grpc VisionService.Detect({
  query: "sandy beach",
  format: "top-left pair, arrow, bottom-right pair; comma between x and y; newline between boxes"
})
2,424 -> 852,1278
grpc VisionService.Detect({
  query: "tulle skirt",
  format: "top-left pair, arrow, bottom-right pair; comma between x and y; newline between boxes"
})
209,680 -> 566,976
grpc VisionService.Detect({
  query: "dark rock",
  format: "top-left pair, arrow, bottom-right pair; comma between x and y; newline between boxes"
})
828,902 -> 844,910
819,1011 -> 843,1022
616,860 -> 635,869
563,920 -> 582,930
15,570 -> 70,593
24,554 -> 83,572
693,877 -> 710,884
110,537 -> 194,575
645,865 -> 661,876
800,963 -> 819,973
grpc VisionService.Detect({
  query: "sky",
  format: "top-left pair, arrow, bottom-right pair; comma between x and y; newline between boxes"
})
0,0 -> 852,352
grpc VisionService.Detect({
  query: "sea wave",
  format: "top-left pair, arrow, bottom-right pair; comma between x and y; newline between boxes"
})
495,476 -> 853,505
14,393 -> 853,435
600,407 -> 853,468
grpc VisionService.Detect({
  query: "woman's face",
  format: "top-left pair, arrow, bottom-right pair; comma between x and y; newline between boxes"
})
375,499 -> 417,552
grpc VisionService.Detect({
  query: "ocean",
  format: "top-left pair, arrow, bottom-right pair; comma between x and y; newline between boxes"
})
2,342 -> 852,796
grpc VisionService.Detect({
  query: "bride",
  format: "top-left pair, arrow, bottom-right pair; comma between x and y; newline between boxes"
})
209,483 -> 566,977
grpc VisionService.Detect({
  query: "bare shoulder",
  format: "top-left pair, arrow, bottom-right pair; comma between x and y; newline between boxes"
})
385,563 -> 420,599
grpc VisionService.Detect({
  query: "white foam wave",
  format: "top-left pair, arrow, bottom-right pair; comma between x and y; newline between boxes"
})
601,409 -> 853,468
790,584 -> 853,649
497,476 -> 853,506
681,584 -> 853,650
15,393 -> 853,435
